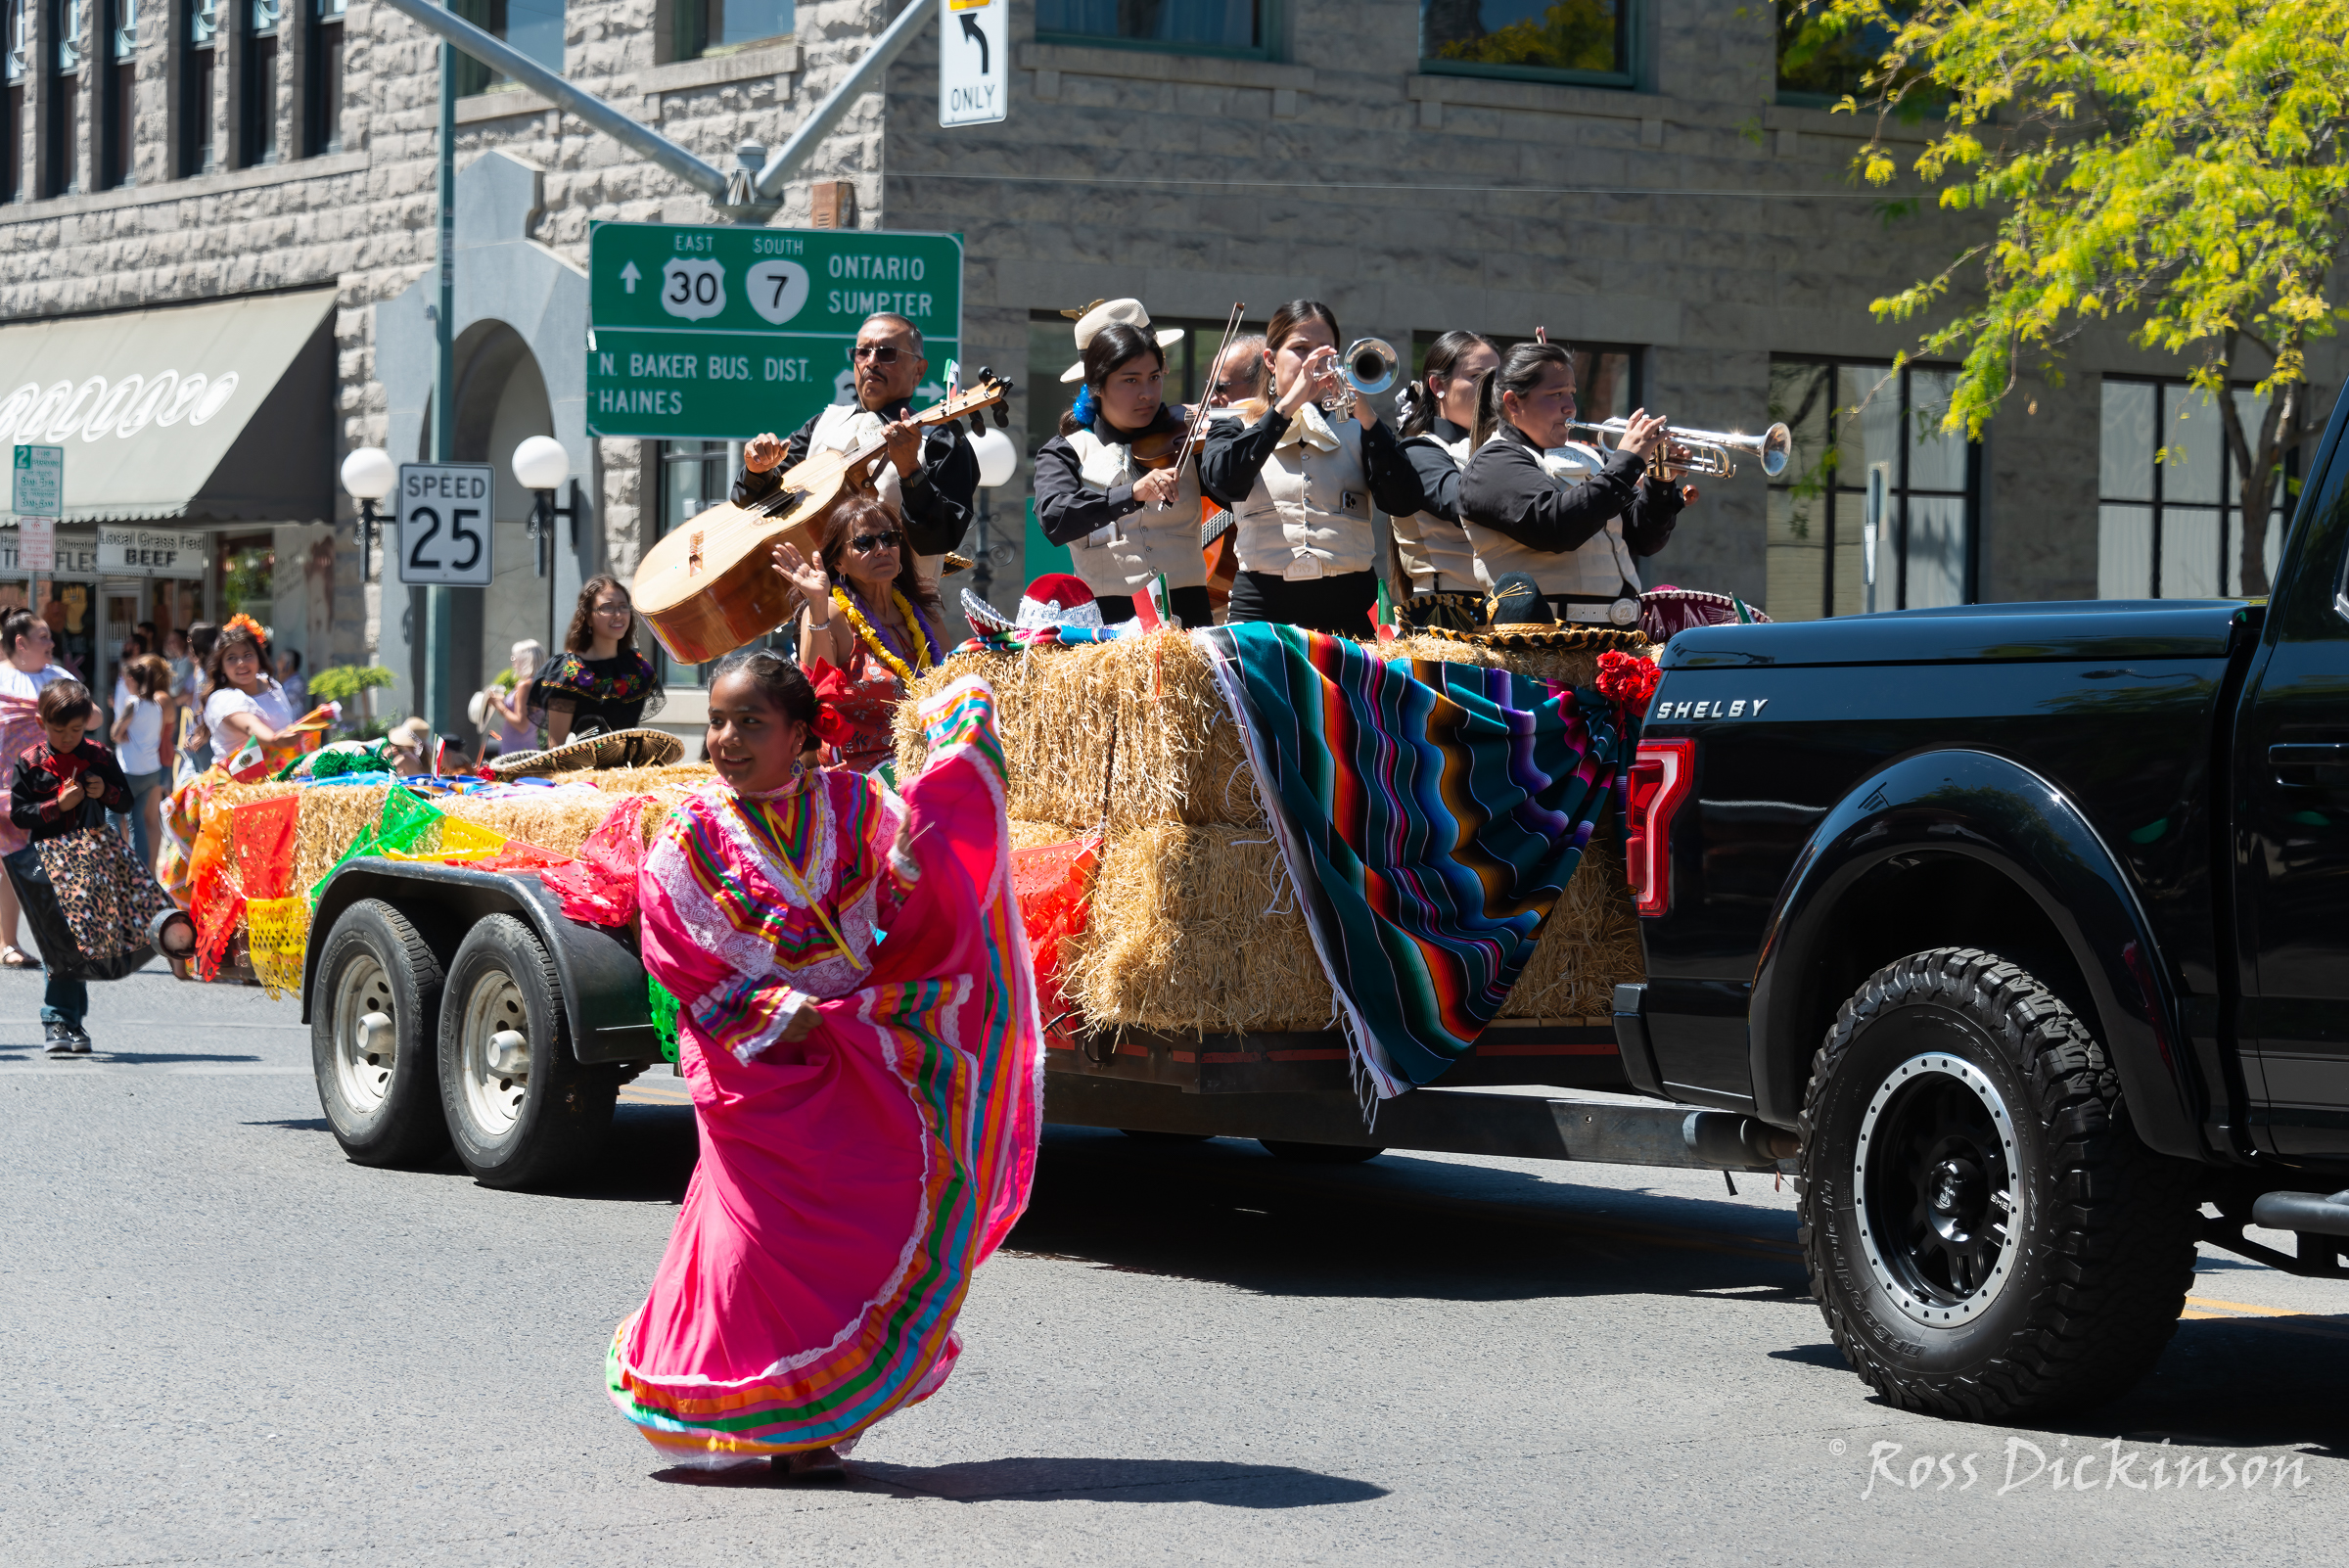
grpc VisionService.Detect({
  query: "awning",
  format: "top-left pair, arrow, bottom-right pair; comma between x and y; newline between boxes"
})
0,288 -> 338,526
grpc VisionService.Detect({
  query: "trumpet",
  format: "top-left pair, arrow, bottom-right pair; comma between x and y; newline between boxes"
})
1316,338 -> 1399,413
1565,417 -> 1793,481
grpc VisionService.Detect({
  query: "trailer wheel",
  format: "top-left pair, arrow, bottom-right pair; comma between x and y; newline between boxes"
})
1797,946 -> 2198,1420
1259,1140 -> 1385,1164
311,899 -> 448,1168
438,915 -> 620,1190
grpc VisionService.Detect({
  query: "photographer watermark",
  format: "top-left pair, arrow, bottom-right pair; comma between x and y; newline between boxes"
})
1841,1436 -> 2311,1498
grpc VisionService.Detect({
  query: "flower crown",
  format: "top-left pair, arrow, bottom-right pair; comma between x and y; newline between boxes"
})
223,613 -> 269,645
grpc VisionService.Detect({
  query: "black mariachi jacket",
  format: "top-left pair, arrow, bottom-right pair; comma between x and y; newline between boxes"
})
10,741 -> 134,846
1456,420 -> 1683,558
729,397 -> 981,558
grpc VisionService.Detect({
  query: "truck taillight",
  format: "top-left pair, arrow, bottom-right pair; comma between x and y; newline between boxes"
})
1626,739 -> 1695,917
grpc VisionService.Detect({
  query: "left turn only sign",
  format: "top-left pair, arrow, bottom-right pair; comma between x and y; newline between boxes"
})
397,463 -> 496,586
940,0 -> 1006,127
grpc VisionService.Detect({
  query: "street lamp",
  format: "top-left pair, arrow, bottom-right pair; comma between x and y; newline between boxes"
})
968,425 -> 1018,488
511,436 -> 576,578
339,446 -> 394,582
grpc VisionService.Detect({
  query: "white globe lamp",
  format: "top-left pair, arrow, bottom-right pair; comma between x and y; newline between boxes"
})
969,426 -> 1018,488
338,446 -> 395,581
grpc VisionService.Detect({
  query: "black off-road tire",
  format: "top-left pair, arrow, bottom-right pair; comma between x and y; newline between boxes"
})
437,915 -> 621,1190
311,899 -> 449,1168
1259,1140 -> 1386,1164
1797,947 -> 2200,1420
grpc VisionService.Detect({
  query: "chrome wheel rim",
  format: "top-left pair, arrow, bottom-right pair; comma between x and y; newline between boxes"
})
1857,1051 -> 2024,1328
457,971 -> 530,1138
330,955 -> 396,1116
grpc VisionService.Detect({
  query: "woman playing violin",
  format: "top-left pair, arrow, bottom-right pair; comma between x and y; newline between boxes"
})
771,494 -> 946,775
1032,302 -> 1212,627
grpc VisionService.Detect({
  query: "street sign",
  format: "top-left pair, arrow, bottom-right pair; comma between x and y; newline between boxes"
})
939,0 -> 1006,127
18,514 -> 53,571
12,443 -> 63,517
395,462 -> 496,586
586,222 -> 964,440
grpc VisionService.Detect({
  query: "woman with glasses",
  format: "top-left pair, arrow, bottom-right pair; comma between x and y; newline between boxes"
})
529,576 -> 664,745
733,313 -> 979,595
1456,342 -> 1683,626
770,494 -> 946,775
1033,301 -> 1212,627
1198,300 -> 1424,633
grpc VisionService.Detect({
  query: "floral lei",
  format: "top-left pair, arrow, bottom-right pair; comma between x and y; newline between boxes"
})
831,586 -> 936,686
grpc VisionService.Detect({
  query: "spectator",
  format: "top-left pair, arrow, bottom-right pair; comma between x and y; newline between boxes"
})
483,638 -> 543,757
384,716 -> 435,777
110,656 -> 172,874
174,623 -> 218,784
0,610 -> 78,971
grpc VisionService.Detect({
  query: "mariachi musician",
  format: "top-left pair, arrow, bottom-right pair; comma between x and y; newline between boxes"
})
1199,300 -> 1424,634
731,311 -> 979,593
1456,341 -> 1686,626
1393,329 -> 1500,625
1031,300 -> 1214,626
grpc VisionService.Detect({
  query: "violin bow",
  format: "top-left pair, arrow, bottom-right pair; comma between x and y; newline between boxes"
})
1159,300 -> 1246,510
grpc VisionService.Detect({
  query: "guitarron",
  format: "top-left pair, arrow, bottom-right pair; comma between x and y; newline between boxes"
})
634,371 -> 1013,665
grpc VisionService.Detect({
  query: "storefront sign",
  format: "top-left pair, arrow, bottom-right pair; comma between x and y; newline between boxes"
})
18,514 -> 54,571
0,527 -> 98,576
97,527 -> 208,578
585,222 -> 964,440
11,443 -> 63,516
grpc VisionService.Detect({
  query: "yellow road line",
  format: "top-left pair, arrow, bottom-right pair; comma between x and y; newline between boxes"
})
2187,1295 -> 2298,1317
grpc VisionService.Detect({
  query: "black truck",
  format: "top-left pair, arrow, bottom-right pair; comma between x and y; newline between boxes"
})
1614,390 -> 2349,1421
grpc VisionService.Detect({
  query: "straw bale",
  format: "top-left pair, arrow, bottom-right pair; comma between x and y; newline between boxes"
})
1061,822 -> 1333,1034
897,634 -> 1257,828
1495,831 -> 1646,1023
1384,632 -> 1644,692
1010,818 -> 1085,851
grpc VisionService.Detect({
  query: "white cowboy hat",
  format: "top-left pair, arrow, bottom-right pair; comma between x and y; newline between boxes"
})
1059,298 -> 1189,383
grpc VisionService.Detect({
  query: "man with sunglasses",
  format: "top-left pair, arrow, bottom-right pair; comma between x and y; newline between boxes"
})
732,312 -> 980,593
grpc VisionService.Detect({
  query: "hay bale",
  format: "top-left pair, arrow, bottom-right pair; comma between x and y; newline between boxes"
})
1384,632 -> 1644,692
897,633 -> 1257,828
1010,818 -> 1085,851
1495,831 -> 1645,1023
1061,822 -> 1332,1034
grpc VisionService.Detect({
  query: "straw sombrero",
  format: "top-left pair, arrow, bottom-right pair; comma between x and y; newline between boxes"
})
484,726 -> 684,778
1424,572 -> 1650,651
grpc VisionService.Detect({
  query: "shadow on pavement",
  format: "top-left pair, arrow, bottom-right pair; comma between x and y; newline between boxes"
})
653,1454 -> 1388,1507
72,1051 -> 263,1065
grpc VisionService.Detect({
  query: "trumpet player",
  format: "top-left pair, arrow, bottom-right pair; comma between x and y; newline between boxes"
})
1199,300 -> 1424,633
1394,330 -> 1500,624
1456,342 -> 1688,627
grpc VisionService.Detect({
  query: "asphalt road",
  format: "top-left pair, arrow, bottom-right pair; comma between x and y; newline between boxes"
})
5,966 -> 2347,1567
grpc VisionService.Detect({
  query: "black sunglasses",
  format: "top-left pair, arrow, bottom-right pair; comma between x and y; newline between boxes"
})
852,345 -> 903,364
849,530 -> 903,553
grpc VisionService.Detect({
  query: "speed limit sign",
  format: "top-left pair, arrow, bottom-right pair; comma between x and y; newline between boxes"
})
395,462 -> 496,586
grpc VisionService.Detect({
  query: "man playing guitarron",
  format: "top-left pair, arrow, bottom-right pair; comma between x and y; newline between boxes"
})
731,312 -> 982,597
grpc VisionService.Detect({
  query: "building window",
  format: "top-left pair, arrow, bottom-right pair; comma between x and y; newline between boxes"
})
1767,357 -> 1978,620
5,0 -> 25,203
97,0 -> 129,185
2097,378 -> 2287,600
240,0 -> 276,165
303,0 -> 341,154
1419,0 -> 1636,88
182,0 -> 216,175
1406,332 -> 1639,424
653,439 -> 737,686
1035,0 -> 1267,58
44,0 -> 80,197
673,0 -> 789,60
1024,311 -> 1263,463
451,0 -> 563,95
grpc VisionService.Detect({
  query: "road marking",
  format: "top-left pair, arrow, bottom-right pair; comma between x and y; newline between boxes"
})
2188,1295 -> 2299,1316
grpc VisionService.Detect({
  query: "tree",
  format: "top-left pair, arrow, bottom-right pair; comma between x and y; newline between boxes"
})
1810,0 -> 2349,594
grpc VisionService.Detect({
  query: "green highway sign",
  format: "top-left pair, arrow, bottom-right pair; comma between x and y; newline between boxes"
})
586,222 -> 964,440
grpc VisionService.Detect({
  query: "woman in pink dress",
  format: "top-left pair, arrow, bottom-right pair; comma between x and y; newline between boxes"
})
608,646 -> 1040,1480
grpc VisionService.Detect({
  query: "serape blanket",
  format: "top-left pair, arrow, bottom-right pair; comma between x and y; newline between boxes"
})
1199,623 -> 1627,1098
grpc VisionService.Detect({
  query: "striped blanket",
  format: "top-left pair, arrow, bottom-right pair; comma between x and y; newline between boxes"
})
1200,623 -> 1627,1097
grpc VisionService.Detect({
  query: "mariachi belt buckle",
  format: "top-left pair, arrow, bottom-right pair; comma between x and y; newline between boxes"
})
1608,597 -> 1640,627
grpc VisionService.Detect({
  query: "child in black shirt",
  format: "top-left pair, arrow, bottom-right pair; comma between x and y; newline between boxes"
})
8,681 -> 134,1052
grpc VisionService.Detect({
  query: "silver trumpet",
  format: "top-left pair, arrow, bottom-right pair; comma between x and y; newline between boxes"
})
1317,337 -> 1399,414
1565,417 -> 1794,480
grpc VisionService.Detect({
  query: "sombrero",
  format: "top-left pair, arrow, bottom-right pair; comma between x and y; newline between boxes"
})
1423,574 -> 1650,650
484,726 -> 684,779
1059,299 -> 1188,383
961,573 -> 1107,634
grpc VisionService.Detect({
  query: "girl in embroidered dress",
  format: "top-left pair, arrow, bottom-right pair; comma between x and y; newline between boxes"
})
771,493 -> 945,775
528,577 -> 664,745
608,649 -> 1040,1481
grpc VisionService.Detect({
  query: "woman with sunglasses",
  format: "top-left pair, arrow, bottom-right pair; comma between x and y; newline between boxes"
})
1033,304 -> 1212,627
1198,300 -> 1424,633
771,495 -> 946,774
734,313 -> 979,594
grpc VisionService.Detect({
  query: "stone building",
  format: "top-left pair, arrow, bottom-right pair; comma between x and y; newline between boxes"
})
1,0 -> 2324,740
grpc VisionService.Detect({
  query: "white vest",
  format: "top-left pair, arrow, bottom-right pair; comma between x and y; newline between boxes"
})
1221,404 -> 1376,579
810,400 -> 944,593
1463,438 -> 1643,622
1394,428 -> 1480,594
1062,429 -> 1208,594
